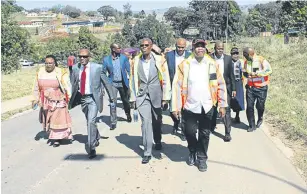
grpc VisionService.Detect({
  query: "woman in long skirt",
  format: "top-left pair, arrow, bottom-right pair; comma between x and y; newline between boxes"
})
230,48 -> 245,123
32,55 -> 72,147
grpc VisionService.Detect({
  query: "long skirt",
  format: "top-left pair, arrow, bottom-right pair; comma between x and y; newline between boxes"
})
40,104 -> 72,140
231,79 -> 245,112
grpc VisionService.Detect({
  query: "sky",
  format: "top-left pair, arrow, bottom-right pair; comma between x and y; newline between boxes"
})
16,0 -> 273,12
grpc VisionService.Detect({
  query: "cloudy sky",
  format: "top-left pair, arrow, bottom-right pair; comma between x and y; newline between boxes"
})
16,0 -> 273,11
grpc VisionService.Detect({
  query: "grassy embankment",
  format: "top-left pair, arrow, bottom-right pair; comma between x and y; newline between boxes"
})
227,36 -> 307,180
1,67 -> 38,101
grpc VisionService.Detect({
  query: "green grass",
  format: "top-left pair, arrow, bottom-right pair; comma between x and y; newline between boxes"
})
93,32 -> 115,41
233,37 -> 307,140
231,36 -> 307,181
1,105 -> 32,121
104,25 -> 121,29
1,67 -> 39,101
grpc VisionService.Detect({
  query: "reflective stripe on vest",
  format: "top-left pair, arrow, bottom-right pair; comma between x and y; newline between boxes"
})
247,76 -> 269,87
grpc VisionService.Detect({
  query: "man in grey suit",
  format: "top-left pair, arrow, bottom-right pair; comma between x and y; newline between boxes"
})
69,49 -> 115,159
130,38 -> 171,164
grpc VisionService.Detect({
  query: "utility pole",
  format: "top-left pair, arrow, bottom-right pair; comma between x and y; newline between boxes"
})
225,1 -> 229,52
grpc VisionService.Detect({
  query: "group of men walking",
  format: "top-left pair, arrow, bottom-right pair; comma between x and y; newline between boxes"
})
67,37 -> 272,171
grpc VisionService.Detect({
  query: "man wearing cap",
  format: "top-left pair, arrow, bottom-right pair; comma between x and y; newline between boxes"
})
171,39 -> 227,172
102,43 -> 132,130
210,41 -> 236,142
166,38 -> 191,139
242,47 -> 272,132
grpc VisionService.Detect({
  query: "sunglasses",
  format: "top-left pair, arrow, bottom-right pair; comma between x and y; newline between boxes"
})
140,44 -> 150,48
231,52 -> 239,55
176,46 -> 185,49
79,55 -> 89,58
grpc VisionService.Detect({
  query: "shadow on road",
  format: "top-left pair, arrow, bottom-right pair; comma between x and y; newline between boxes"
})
95,115 -> 126,127
209,160 -> 307,193
232,120 -> 249,131
64,153 -> 105,161
115,133 -> 188,162
73,134 -> 88,144
34,131 -> 48,141
211,131 -> 225,140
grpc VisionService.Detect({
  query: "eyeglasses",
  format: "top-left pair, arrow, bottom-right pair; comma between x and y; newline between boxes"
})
140,44 -> 150,48
176,46 -> 185,49
79,55 -> 89,58
45,62 -> 54,65
231,52 -> 239,55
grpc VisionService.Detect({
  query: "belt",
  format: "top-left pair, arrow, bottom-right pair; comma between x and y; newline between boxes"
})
82,94 -> 93,97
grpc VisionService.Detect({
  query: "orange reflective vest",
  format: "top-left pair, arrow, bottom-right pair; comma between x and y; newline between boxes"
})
243,55 -> 272,88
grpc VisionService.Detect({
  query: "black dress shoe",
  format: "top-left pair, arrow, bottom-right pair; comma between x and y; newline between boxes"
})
110,124 -> 116,130
95,141 -> 100,147
155,143 -> 162,150
224,134 -> 232,142
142,156 -> 151,164
256,119 -> 263,128
198,160 -> 208,172
127,114 -> 132,123
247,126 -> 255,132
187,152 -> 196,166
172,123 -> 179,135
53,140 -> 60,147
210,127 -> 216,132
180,134 -> 186,141
88,150 -> 97,159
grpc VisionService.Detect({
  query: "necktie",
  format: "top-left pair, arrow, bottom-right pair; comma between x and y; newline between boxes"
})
80,66 -> 86,95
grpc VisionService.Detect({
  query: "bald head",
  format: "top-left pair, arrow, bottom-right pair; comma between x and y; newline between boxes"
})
243,47 -> 254,60
214,41 -> 224,48
214,41 -> 224,57
176,38 -> 187,56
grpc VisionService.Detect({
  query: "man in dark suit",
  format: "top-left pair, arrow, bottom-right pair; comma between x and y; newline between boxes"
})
166,38 -> 191,139
210,41 -> 236,142
102,43 -> 131,130
69,49 -> 115,159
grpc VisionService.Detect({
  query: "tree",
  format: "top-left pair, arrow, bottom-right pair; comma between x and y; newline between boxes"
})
85,11 -> 97,17
133,15 -> 174,50
122,21 -> 137,46
1,0 -> 30,74
111,33 -> 130,48
97,5 -> 116,21
164,7 -> 190,36
62,5 -> 81,18
123,3 -> 132,19
28,8 -> 41,13
140,10 -> 146,17
280,1 -> 307,32
44,37 -> 78,63
78,27 -> 102,62
49,5 -> 63,14
188,0 -> 243,40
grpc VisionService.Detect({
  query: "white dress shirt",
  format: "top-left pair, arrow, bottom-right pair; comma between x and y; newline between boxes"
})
175,51 -> 185,68
141,58 -> 151,81
184,58 -> 213,114
214,54 -> 225,75
79,62 -> 91,94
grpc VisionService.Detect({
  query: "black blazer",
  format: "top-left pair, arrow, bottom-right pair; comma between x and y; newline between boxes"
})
211,53 -> 236,96
166,50 -> 191,87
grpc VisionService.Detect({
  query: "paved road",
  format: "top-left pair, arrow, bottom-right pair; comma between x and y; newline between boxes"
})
1,97 -> 306,194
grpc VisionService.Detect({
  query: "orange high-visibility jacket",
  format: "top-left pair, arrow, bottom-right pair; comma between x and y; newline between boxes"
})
243,55 -> 272,88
